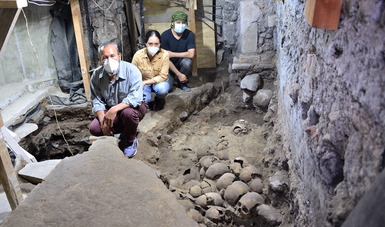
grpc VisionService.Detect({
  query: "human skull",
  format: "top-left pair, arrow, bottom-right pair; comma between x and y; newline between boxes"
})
199,156 -> 219,170
205,192 -> 224,206
216,173 -> 236,190
224,181 -> 249,206
205,206 -> 226,223
239,164 -> 262,182
234,192 -> 264,218
205,162 -> 230,180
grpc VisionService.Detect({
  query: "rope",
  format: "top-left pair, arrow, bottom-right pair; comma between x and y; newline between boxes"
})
23,9 -> 74,156
91,0 -> 116,11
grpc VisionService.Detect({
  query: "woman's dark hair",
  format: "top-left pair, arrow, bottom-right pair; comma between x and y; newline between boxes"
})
145,30 -> 161,43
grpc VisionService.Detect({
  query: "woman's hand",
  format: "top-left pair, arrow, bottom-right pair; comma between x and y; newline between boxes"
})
177,73 -> 188,83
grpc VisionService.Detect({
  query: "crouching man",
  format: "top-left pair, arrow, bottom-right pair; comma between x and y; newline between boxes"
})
89,42 -> 147,158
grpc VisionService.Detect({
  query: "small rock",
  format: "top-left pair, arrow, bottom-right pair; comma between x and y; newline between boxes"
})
257,204 -> 283,225
240,74 -> 261,91
18,160 -> 61,184
268,171 -> 289,193
242,90 -> 256,107
163,135 -> 172,142
254,89 -> 273,108
288,83 -> 300,103
179,111 -> 189,121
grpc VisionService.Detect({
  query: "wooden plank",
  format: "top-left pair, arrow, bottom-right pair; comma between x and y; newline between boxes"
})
0,113 -> 23,210
195,21 -> 216,68
305,0 -> 342,30
0,8 -> 20,57
0,0 -> 27,8
124,0 -> 138,53
188,0 -> 198,76
2,127 -> 37,163
70,0 -> 91,101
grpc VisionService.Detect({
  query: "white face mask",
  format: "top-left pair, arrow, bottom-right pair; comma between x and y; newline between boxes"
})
147,46 -> 159,56
104,57 -> 120,76
174,23 -> 186,33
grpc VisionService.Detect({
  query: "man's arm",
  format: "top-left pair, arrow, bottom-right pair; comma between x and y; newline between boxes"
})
90,70 -> 113,135
169,61 -> 188,83
167,48 -> 195,59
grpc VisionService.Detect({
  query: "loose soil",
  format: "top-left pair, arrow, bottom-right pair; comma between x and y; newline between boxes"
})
18,68 -> 292,226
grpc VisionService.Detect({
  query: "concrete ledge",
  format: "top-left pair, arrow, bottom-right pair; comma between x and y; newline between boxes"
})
139,82 -> 218,135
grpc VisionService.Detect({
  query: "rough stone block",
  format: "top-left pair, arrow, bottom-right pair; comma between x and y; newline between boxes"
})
240,74 -> 261,92
18,160 -> 62,184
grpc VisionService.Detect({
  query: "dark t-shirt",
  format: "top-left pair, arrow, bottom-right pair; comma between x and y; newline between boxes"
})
161,28 -> 195,64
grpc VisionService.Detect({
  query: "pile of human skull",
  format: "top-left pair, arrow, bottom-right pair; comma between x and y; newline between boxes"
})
167,156 -> 287,227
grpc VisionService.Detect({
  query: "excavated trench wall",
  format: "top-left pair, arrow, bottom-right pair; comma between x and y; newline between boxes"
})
275,1 -> 385,226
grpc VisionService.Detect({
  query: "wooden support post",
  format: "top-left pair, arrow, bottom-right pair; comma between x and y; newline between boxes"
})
0,113 -> 23,210
188,0 -> 198,76
0,8 -> 21,56
0,0 -> 27,8
305,0 -> 342,30
124,0 -> 138,54
70,0 -> 91,101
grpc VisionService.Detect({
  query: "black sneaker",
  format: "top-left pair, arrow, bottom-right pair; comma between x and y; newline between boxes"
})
180,83 -> 191,92
153,97 -> 165,111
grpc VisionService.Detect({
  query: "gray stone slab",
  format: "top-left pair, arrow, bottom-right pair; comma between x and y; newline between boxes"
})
2,137 -> 198,227
13,123 -> 38,140
18,160 -> 62,184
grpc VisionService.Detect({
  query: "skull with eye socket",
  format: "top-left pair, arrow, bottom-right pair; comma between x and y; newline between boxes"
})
234,192 -> 264,218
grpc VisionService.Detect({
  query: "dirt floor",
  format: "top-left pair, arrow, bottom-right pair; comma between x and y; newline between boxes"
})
16,65 -> 292,226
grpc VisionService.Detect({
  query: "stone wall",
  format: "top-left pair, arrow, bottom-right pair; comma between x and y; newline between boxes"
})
275,1 -> 385,226
81,0 -> 132,68
216,0 -> 276,66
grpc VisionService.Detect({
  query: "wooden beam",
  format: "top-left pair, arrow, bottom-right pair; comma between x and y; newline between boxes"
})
188,0 -> 198,76
124,0 -> 138,55
0,0 -> 27,8
305,0 -> 342,30
0,113 -> 23,210
70,0 -> 91,101
0,8 -> 21,57
2,127 -> 37,163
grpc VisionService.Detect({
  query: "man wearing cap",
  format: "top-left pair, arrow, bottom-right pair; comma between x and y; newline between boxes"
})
161,11 -> 195,92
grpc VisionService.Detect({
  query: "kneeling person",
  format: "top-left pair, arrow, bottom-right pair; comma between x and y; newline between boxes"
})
161,11 -> 195,92
132,30 -> 171,111
89,42 -> 147,157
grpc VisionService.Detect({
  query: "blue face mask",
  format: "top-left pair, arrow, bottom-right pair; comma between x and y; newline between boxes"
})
174,23 -> 186,33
